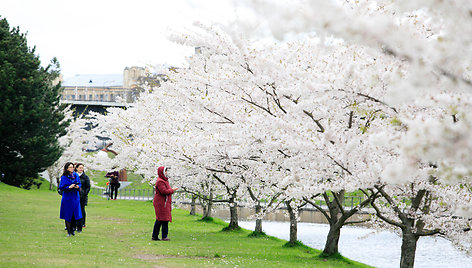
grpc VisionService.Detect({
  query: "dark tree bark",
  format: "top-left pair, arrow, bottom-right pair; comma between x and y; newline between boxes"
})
400,228 -> 419,268
254,203 -> 263,233
323,223 -> 342,255
227,194 -> 239,230
322,191 -> 344,255
201,192 -> 213,218
286,201 -> 298,245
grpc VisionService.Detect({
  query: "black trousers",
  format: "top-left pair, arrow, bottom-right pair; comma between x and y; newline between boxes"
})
64,213 -> 81,229
79,198 -> 86,229
110,183 -> 119,199
65,215 -> 76,234
152,220 -> 169,239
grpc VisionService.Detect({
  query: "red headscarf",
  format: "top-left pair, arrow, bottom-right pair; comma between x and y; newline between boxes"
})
157,166 -> 169,181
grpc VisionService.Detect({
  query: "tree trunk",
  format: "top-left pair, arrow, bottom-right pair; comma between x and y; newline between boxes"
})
322,223 -> 342,255
190,195 -> 196,215
47,168 -> 55,191
228,204 -> 239,229
202,201 -> 212,218
205,198 -> 213,218
201,192 -> 213,219
286,201 -> 298,244
226,195 -> 239,230
48,169 -> 52,190
254,203 -> 263,233
49,175 -> 53,190
205,192 -> 213,218
320,190 -> 345,255
400,229 -> 419,268
202,200 -> 208,218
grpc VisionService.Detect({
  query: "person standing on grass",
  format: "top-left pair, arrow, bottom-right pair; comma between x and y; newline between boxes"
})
59,162 -> 82,237
107,171 -> 120,200
152,166 -> 178,241
75,163 -> 90,232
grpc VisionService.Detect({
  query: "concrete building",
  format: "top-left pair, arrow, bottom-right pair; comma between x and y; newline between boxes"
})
60,66 -> 147,103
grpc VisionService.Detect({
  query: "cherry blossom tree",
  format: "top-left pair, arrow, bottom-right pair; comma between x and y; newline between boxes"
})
46,108 -> 89,188
243,1 -> 472,266
247,0 -> 472,183
85,13 -> 471,266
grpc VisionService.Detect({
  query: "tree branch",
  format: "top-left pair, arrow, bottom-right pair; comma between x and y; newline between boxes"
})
345,218 -> 371,225
181,187 -> 230,203
332,191 -> 346,215
370,199 -> 404,228
417,229 -> 443,237
374,185 -> 409,227
304,198 -> 331,221
241,96 -> 276,117
348,111 -> 353,129
303,110 -> 325,132
327,154 -> 353,176
277,149 -> 291,158
203,107 -> 234,124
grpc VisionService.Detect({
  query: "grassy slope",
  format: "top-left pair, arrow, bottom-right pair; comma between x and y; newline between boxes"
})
0,182 -> 371,267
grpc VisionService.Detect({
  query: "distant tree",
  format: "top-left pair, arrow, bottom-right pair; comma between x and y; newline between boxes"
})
0,17 -> 68,189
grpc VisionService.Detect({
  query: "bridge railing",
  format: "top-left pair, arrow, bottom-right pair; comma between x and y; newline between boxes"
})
61,87 -> 137,103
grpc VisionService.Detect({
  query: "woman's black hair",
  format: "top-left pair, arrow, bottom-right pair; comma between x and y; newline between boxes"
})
62,162 -> 75,177
74,163 -> 84,172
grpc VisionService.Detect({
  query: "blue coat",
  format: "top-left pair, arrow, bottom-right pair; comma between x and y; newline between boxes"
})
59,172 -> 83,222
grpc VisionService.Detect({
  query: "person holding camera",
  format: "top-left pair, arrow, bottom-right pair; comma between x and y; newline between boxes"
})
59,162 -> 82,237
152,166 -> 178,241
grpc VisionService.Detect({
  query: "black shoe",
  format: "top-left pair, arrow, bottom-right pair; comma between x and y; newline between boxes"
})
162,238 -> 170,241
71,231 -> 75,236
151,237 -> 160,241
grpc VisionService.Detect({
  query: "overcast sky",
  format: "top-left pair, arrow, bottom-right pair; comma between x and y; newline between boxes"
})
2,0 -> 242,78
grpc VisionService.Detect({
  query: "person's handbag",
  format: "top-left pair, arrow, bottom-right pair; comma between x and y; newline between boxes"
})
58,188 -> 63,195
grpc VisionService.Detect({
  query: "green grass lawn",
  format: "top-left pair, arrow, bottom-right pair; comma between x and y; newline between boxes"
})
0,182 -> 371,267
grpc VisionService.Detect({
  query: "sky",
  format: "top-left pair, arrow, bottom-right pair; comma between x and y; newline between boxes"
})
1,0 -> 242,78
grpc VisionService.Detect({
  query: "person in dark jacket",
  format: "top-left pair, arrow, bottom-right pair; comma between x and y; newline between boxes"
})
59,162 -> 82,237
152,166 -> 178,241
106,171 -> 120,200
75,163 -> 90,232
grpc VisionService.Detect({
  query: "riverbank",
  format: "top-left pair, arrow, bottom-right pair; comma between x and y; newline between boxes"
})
237,221 -> 472,268
0,182 -> 370,267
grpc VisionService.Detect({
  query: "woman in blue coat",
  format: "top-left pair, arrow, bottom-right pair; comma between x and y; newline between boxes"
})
59,162 -> 82,236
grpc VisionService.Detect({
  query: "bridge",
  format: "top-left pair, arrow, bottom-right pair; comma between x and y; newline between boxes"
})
61,100 -> 131,116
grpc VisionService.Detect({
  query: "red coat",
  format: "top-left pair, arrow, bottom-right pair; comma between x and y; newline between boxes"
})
153,167 -> 174,222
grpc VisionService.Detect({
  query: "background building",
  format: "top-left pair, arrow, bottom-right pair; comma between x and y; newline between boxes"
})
61,66 -> 147,103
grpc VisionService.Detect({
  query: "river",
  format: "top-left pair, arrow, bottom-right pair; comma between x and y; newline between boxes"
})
237,221 -> 472,268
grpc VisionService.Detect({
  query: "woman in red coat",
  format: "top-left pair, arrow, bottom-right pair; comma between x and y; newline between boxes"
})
152,166 -> 178,241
